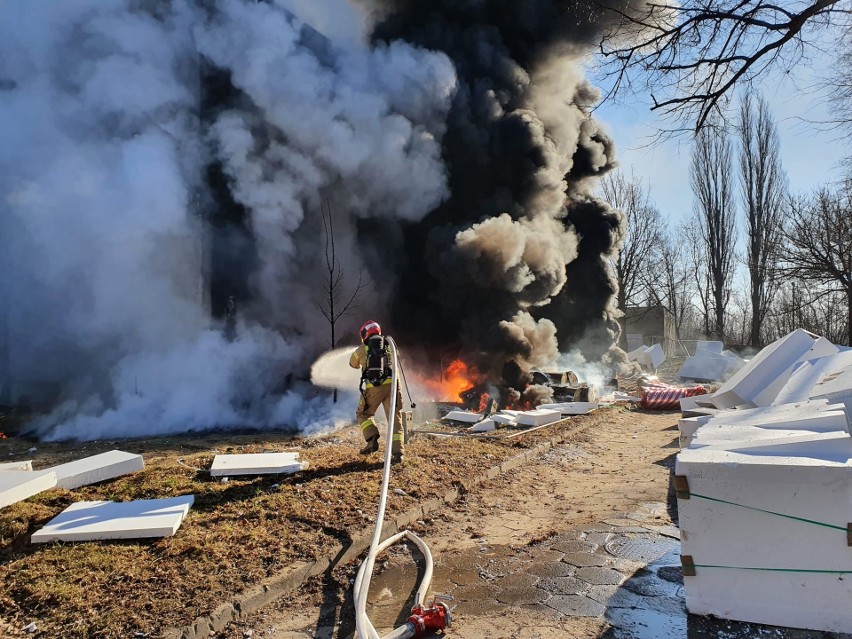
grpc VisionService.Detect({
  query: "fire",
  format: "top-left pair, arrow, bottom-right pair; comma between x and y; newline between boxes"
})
415,358 -> 480,402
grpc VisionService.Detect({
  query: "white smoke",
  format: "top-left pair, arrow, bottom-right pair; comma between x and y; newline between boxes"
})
0,0 -> 456,440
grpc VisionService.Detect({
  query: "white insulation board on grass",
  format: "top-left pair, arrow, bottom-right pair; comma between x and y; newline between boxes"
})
210,452 -> 304,477
0,470 -> 56,509
0,460 -> 33,471
537,402 -> 598,415
492,414 -> 517,426
50,450 -> 144,489
676,432 -> 852,632
711,330 -> 838,409
469,419 -> 496,432
516,409 -> 562,426
31,495 -> 195,543
443,410 -> 484,423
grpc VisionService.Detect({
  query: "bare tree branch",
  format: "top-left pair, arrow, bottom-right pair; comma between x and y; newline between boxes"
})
598,0 -> 851,132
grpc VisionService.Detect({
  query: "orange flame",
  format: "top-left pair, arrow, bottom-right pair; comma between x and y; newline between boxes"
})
415,358 -> 480,402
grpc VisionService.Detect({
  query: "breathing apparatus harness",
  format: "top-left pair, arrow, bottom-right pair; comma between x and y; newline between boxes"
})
359,333 -> 392,395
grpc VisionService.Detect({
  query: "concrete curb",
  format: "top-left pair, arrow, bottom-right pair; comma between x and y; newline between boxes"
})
166,419 -> 588,639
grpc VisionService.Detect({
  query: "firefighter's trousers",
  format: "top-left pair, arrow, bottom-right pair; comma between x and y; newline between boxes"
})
357,382 -> 404,454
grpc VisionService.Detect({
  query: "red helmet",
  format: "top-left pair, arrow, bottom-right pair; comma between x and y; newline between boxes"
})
359,320 -> 381,341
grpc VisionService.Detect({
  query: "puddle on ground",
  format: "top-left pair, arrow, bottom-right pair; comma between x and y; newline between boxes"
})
360,532 -> 852,639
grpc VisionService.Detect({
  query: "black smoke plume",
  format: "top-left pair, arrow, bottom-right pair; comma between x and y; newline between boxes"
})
359,1 -> 627,386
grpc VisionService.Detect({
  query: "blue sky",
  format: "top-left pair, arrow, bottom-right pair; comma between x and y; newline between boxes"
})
589,55 -> 848,227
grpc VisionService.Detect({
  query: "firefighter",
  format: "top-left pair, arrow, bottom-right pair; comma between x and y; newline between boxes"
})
350,320 -> 405,464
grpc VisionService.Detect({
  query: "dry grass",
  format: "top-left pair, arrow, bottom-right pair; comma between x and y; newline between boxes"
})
0,411 -> 613,638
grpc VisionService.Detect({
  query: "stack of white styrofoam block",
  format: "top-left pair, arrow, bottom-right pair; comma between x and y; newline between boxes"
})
711,330 -> 839,409
678,400 -> 847,448
677,415 -> 712,448
49,450 -> 144,489
772,350 -> 852,417
688,404 -> 849,448
676,433 -> 852,632
676,331 -> 852,631
209,452 -> 307,477
31,495 -> 195,543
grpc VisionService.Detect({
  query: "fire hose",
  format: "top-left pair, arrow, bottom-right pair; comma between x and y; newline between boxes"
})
353,336 -> 451,639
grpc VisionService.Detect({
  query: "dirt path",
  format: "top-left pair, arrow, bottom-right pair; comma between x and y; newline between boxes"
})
218,408 -> 681,639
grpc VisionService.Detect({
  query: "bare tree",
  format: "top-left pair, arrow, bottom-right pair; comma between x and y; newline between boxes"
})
683,216 -> 713,337
738,91 -> 786,347
599,0 -> 851,131
691,124 -> 738,340
648,228 -> 692,339
600,170 -> 663,313
781,187 -> 852,345
317,201 -> 368,401
827,31 -> 852,133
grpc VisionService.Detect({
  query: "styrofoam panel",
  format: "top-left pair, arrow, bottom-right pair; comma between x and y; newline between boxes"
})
678,353 -> 733,382
677,442 -> 852,632
50,450 -> 144,489
700,401 -> 847,433
537,402 -> 598,415
209,453 -> 303,477
627,345 -> 648,363
697,341 -> 723,354
31,495 -> 194,543
645,344 -> 665,369
516,409 -> 562,426
711,330 -> 838,409
679,395 -> 703,413
492,414 -> 517,426
443,410 -> 483,423
0,470 -> 57,509
774,350 -> 852,408
685,568 -> 852,632
677,436 -> 852,570
470,419 -> 496,432
689,420 -> 848,448
678,415 -> 712,448
0,460 -> 33,471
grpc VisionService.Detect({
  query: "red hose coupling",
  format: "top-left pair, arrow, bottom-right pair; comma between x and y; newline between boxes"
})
407,601 -> 450,637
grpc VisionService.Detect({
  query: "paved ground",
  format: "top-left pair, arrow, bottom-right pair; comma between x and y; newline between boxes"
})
215,410 -> 852,639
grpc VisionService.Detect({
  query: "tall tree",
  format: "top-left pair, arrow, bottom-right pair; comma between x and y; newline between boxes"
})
600,170 -> 662,312
781,187 -> 852,345
648,228 -> 692,339
599,0 -> 851,131
691,125 -> 738,340
738,92 -> 786,348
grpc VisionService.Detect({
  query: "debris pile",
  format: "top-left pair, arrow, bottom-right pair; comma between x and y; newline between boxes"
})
675,329 -> 852,633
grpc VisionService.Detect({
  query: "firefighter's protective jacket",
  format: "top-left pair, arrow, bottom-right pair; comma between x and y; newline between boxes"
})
349,343 -> 396,387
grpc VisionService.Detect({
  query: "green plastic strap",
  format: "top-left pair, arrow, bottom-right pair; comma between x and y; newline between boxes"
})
688,492 -> 848,532
694,564 -> 852,574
